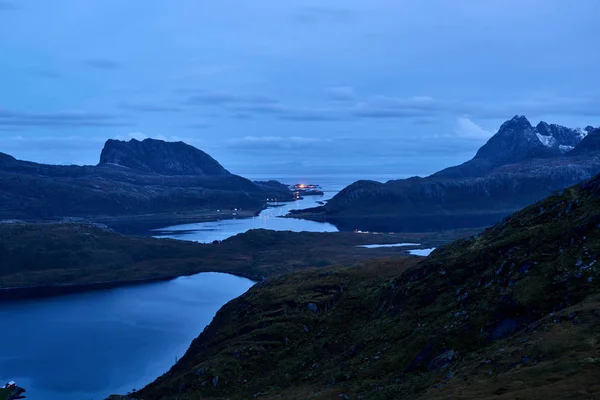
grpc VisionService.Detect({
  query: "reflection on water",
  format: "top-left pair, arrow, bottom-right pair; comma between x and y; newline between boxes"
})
154,194 -> 338,243
0,273 -> 255,400
357,243 -> 421,248
409,248 -> 436,256
154,174 -> 407,243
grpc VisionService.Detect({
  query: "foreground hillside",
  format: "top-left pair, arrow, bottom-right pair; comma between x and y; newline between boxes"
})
0,224 -> 437,299
292,116 -> 600,232
129,173 -> 600,399
0,138 -> 292,228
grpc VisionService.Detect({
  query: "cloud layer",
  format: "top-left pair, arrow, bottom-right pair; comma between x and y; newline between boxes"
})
84,59 -> 122,70
0,109 -> 131,127
1,0 -> 599,171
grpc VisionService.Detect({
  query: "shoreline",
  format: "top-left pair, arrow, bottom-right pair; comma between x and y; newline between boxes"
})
0,271 -> 262,302
4,207 -> 264,236
88,208 -> 264,235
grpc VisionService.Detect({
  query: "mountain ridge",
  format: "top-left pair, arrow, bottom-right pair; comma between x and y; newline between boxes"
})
0,139 -> 292,228
290,116 -> 600,232
99,138 -> 231,176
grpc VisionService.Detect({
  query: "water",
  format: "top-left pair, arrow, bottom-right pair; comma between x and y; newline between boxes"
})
409,248 -> 436,256
358,243 -> 421,248
0,172 -> 406,398
0,273 -> 255,400
154,173 -> 402,243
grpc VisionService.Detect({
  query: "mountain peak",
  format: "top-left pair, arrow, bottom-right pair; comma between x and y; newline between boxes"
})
498,115 -> 532,132
98,138 -> 230,176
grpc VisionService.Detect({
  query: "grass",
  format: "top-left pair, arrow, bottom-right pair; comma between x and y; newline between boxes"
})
0,387 -> 22,400
0,224 -> 458,295
124,174 -> 600,399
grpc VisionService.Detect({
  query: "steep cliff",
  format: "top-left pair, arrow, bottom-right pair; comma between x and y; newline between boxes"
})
99,138 -> 230,176
0,140 -> 292,225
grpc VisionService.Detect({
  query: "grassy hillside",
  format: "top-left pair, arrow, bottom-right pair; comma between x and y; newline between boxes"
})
0,224 -> 436,293
129,175 -> 600,399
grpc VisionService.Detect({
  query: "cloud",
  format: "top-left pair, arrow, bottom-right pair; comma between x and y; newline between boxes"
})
84,59 -> 122,70
0,1 -> 18,11
1,135 -> 107,152
232,102 -> 283,114
169,64 -> 233,80
28,68 -> 62,79
230,102 -> 346,121
277,108 -> 347,121
0,109 -> 131,127
452,117 -> 493,140
227,136 -> 333,150
185,91 -> 237,105
413,117 -> 440,125
346,94 -> 600,121
471,95 -> 600,119
292,6 -> 355,25
184,91 -> 345,122
184,91 -> 278,106
325,87 -> 356,102
119,101 -> 181,113
351,96 -> 439,119
115,132 -> 208,147
184,122 -> 211,129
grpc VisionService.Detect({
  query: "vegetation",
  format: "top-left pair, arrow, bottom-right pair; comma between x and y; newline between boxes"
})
0,224 -> 444,295
126,174 -> 600,399
0,386 -> 25,400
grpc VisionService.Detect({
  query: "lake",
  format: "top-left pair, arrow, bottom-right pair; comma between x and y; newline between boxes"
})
0,172 -> 406,399
153,173 -> 403,243
0,273 -> 255,400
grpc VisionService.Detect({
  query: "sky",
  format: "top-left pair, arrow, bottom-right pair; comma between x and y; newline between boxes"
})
1,0 -> 599,176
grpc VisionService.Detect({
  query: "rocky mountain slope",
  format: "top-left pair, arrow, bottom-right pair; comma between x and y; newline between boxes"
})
122,172 -> 600,400
0,139 -> 292,227
99,138 -> 229,176
291,116 -> 600,232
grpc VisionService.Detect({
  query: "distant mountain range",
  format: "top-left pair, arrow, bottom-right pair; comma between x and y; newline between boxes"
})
291,115 -> 600,231
0,138 -> 292,228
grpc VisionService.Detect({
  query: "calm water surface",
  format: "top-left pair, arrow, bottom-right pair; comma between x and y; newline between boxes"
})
0,273 -> 255,400
154,173 -> 403,243
1,173 -> 406,399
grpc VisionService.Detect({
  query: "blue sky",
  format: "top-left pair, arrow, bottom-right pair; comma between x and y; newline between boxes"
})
1,0 -> 599,175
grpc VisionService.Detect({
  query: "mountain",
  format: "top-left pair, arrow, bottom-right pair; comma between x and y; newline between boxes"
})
99,138 -> 229,176
570,128 -> 600,156
0,139 -> 292,229
122,172 -> 600,400
435,115 -> 589,178
291,116 -> 600,232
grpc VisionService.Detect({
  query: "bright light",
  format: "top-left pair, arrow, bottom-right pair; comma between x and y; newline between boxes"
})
298,184 -> 306,188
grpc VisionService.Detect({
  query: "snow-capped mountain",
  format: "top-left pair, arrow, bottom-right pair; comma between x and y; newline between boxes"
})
435,116 -> 592,178
293,116 -> 600,232
475,115 -> 588,162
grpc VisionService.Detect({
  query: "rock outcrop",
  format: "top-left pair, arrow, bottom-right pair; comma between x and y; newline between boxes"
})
99,138 -> 229,176
0,139 -> 292,226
